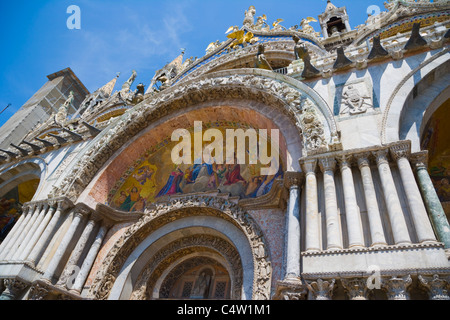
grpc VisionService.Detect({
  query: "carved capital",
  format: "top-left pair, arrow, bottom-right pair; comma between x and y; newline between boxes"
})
418,274 -> 450,300
372,149 -> 390,166
305,278 -> 336,300
300,158 -> 317,175
381,275 -> 412,300
336,154 -> 354,170
283,171 -> 303,189
273,278 -> 307,300
318,157 -> 337,173
410,151 -> 429,171
28,282 -> 50,300
390,142 -> 411,161
356,152 -> 372,169
341,278 -> 369,300
2,279 -> 28,299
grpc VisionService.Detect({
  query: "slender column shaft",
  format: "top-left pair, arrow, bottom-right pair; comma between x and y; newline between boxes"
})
42,209 -> 85,282
57,218 -> 97,287
301,159 -> 321,252
411,152 -> 450,249
338,156 -> 365,248
0,206 -> 30,259
319,158 -> 343,250
5,204 -> 41,260
373,150 -> 411,245
357,154 -> 387,247
284,172 -> 302,279
27,200 -> 69,265
19,205 -> 55,261
12,204 -> 49,260
392,147 -> 436,243
72,223 -> 109,293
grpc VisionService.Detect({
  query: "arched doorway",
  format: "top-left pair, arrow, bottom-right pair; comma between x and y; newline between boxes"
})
421,98 -> 450,218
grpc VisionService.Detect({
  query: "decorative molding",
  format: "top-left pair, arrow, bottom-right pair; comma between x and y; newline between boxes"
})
88,196 -> 273,300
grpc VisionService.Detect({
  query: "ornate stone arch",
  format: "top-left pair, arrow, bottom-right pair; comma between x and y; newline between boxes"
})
50,69 -> 339,202
381,49 -> 450,146
87,195 -> 272,300
129,234 -> 243,300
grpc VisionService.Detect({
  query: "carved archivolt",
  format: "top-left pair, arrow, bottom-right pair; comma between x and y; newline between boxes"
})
129,234 -> 243,300
50,70 -> 337,202
87,195 -> 273,300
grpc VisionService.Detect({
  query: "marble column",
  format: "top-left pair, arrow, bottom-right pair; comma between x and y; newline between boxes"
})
337,155 -> 365,248
341,278 -> 369,300
305,278 -> 336,300
301,159 -> 321,252
0,205 -> 31,260
71,222 -> 109,293
356,153 -> 387,247
26,199 -> 72,265
411,151 -> 450,249
381,275 -> 412,300
283,172 -> 303,279
418,274 -> 450,300
42,207 -> 88,283
12,203 -> 49,261
19,205 -> 55,261
57,215 -> 97,288
318,157 -> 343,250
373,149 -> 411,245
4,203 -> 41,260
391,145 -> 437,243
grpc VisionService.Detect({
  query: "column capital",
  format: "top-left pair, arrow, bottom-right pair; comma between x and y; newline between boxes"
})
372,148 -> 390,165
73,205 -> 93,219
356,152 -> 373,169
390,142 -> 411,161
336,154 -> 354,170
318,157 -> 337,173
283,171 -> 304,189
305,278 -> 336,300
341,278 -> 369,300
418,274 -> 450,300
273,278 -> 307,300
300,158 -> 317,175
410,151 -> 429,170
381,275 -> 412,300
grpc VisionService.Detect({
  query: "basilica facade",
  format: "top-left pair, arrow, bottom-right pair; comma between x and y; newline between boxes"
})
0,0 -> 449,300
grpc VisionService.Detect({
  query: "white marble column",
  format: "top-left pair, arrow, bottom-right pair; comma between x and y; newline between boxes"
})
12,203 -> 49,261
57,216 -> 97,288
337,155 -> 365,248
4,203 -> 41,260
318,157 -> 343,250
301,159 -> 321,252
19,205 -> 55,261
26,198 -> 72,265
42,207 -> 88,283
373,149 -> 411,245
390,144 -> 437,244
356,153 -> 387,247
283,172 -> 303,279
71,222 -> 109,293
0,205 -> 31,260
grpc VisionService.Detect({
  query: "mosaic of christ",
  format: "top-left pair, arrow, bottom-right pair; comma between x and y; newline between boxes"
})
107,123 -> 284,212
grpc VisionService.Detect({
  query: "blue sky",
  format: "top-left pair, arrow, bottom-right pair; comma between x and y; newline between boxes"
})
0,0 -> 386,127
